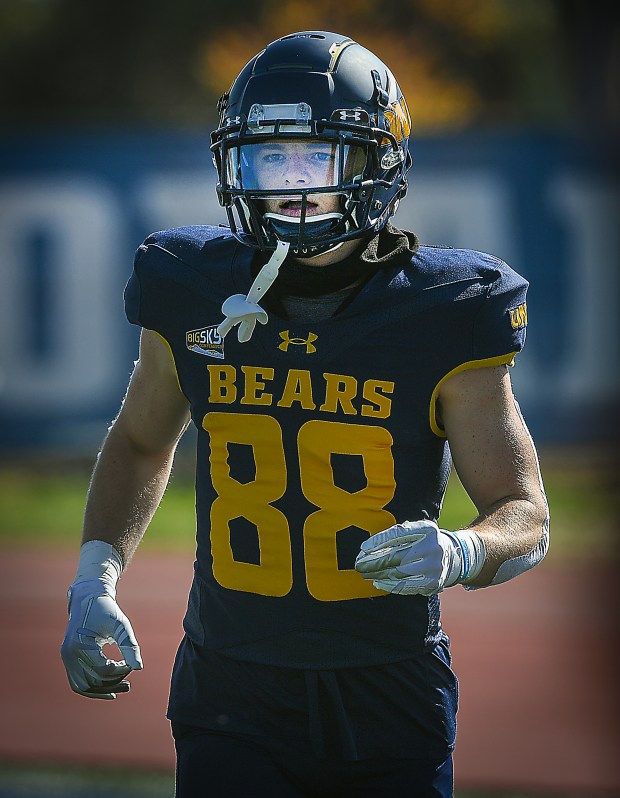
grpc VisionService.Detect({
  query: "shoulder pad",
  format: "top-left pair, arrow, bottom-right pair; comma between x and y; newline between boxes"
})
140,225 -> 233,267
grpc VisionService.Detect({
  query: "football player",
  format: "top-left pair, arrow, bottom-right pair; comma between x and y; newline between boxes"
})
61,31 -> 549,797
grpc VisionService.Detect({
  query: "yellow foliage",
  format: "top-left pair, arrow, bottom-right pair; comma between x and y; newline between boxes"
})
199,29 -> 481,131
197,0 -> 558,132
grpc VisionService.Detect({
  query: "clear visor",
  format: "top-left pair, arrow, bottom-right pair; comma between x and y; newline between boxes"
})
224,139 -> 366,192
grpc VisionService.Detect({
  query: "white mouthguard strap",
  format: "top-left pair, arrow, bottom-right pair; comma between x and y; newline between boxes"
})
247,240 -> 290,304
217,240 -> 290,343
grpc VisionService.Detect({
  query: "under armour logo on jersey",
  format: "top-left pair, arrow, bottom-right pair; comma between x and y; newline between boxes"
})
278,330 -> 318,353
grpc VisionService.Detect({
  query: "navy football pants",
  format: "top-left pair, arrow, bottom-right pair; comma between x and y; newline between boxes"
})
173,723 -> 453,797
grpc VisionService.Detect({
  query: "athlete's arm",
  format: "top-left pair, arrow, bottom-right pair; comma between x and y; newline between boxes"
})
82,328 -> 191,561
437,364 -> 549,587
356,364 -> 548,594
60,329 -> 190,699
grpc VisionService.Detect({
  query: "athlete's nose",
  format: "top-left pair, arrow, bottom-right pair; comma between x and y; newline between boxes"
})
284,154 -> 309,185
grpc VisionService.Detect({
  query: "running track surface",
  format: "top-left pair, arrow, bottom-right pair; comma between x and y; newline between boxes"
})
1,549 -> 618,793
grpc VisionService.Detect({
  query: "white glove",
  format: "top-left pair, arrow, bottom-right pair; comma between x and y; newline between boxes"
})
355,519 -> 485,596
60,541 -> 142,700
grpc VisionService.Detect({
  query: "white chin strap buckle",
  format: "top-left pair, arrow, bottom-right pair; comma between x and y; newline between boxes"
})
217,241 -> 290,343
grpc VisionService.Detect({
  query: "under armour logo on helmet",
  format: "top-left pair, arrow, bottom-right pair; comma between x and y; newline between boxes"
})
332,109 -> 370,124
278,330 -> 318,353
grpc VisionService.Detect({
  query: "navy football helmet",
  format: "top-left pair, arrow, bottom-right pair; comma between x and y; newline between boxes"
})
211,31 -> 412,256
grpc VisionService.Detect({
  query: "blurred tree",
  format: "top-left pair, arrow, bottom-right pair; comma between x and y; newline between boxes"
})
0,0 -> 616,133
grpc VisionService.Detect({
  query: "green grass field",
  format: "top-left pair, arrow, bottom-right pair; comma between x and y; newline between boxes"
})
0,447 -> 615,561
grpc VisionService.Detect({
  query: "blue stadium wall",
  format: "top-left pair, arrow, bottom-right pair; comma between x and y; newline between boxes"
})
0,131 -> 617,450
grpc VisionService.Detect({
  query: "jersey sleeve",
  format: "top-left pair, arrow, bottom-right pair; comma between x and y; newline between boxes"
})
124,238 -> 172,333
124,226 -> 231,334
471,258 -> 528,362
124,243 -> 146,328
124,231 -> 183,334
428,255 -> 529,437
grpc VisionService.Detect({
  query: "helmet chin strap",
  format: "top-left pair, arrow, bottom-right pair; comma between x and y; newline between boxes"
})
217,240 -> 290,343
264,211 -> 344,256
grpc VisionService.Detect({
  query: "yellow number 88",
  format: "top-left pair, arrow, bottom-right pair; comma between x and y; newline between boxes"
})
203,412 -> 396,601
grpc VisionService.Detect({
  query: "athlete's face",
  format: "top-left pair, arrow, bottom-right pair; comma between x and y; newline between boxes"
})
232,137 -> 366,265
252,139 -> 340,218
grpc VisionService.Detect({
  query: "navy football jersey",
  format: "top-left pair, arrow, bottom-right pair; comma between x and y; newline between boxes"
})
125,225 -> 528,669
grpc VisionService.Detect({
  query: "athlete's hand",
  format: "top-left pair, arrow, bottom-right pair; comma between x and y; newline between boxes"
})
60,578 -> 143,700
355,520 -> 462,596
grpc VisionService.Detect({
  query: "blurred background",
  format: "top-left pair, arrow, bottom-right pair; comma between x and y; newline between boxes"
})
0,0 -> 618,452
0,1 -> 619,796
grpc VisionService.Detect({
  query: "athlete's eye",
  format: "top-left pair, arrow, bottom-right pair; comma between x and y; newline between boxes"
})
261,153 -> 286,164
310,151 -> 333,163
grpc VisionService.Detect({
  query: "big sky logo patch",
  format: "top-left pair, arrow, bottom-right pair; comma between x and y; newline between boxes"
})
186,325 -> 224,359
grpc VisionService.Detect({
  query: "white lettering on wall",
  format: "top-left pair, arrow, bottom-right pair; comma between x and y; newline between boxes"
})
398,172 -> 519,265
0,179 -> 123,411
547,174 -> 620,400
0,168 -> 616,444
135,172 -> 225,232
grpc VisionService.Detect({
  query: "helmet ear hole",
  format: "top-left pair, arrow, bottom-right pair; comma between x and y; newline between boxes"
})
353,181 -> 374,202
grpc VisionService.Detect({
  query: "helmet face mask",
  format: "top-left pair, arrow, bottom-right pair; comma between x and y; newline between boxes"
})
211,32 -> 412,257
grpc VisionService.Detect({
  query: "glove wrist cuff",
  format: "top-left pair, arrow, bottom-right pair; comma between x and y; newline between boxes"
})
73,540 -> 123,595
443,529 -> 486,586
